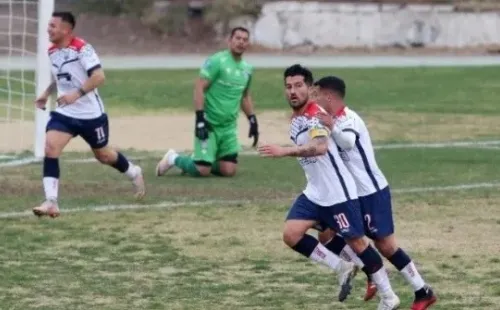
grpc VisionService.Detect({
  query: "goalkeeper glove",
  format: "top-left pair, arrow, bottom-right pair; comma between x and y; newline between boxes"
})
195,110 -> 209,141
248,114 -> 259,147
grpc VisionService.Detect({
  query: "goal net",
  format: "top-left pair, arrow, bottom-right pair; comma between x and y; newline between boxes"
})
0,0 -> 53,162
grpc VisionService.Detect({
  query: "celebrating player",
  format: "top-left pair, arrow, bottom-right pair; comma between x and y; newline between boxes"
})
33,12 -> 145,218
258,65 -> 400,309
313,76 -> 437,310
155,27 -> 258,178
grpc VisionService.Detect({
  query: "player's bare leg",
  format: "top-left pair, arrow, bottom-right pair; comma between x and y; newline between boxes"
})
283,220 -> 358,302
375,235 -> 437,310
92,146 -> 145,199
319,229 -> 378,301
33,130 -> 72,218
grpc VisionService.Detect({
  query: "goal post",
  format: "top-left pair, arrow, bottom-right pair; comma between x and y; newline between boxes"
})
34,0 -> 54,159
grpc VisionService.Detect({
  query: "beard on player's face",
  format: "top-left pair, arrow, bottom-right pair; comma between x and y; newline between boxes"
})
288,94 -> 309,110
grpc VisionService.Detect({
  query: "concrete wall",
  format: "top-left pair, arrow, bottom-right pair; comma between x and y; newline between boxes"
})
233,1 -> 500,49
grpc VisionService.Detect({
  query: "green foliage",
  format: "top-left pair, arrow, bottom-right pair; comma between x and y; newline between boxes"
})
204,0 -> 262,35
73,0 -> 155,17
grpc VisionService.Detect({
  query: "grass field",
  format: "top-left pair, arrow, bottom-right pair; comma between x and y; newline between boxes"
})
1,66 -> 500,309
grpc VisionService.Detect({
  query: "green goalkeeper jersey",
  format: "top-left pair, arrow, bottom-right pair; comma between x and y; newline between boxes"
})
199,49 -> 253,127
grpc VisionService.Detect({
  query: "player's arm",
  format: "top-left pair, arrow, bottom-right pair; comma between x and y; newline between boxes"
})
332,115 -> 359,150
332,125 -> 357,150
78,43 -> 105,97
41,77 -> 56,98
240,74 -> 254,116
78,67 -> 105,96
194,56 -> 220,110
240,75 -> 259,146
317,112 -> 357,150
286,136 -> 329,157
259,120 -> 329,158
193,56 -> 220,140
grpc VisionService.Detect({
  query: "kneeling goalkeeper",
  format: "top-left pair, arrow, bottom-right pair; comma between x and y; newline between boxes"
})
156,27 -> 258,177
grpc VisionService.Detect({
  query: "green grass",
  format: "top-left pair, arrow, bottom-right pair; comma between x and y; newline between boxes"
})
2,147 -> 500,210
1,66 -> 500,309
1,148 -> 500,309
2,66 -> 500,114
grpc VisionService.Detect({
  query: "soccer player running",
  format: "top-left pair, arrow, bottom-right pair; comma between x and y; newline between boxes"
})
313,76 -> 437,310
258,64 -> 400,310
156,27 -> 258,178
33,12 -> 145,218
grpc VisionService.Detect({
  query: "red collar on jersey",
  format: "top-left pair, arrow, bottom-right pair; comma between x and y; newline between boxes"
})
292,100 -> 323,118
334,105 -> 346,117
48,36 -> 86,53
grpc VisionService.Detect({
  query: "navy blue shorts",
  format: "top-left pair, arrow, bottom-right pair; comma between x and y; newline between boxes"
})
46,112 -> 109,149
286,193 -> 365,240
359,186 -> 394,240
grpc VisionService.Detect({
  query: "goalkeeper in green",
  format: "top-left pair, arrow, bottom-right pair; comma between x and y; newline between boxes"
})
155,27 -> 259,177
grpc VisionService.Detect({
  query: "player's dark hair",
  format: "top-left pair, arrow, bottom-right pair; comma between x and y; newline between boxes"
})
314,76 -> 346,98
230,26 -> 250,38
283,64 -> 314,86
52,11 -> 76,29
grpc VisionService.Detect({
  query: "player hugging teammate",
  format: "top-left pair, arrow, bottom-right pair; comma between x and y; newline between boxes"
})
259,64 -> 437,310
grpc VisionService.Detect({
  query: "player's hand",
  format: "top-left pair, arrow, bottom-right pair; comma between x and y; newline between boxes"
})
195,110 -> 209,141
34,95 -> 48,110
248,114 -> 259,147
316,112 -> 334,129
258,144 -> 288,158
57,91 -> 80,106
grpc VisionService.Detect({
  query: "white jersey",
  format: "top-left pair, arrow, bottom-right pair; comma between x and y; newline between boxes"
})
333,107 -> 388,197
49,37 -> 104,119
290,102 -> 358,206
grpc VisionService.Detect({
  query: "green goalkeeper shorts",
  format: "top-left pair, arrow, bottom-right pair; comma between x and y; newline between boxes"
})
192,125 -> 240,164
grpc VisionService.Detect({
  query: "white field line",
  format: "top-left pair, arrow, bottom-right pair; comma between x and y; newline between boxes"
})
2,139 -> 500,167
0,181 -> 499,219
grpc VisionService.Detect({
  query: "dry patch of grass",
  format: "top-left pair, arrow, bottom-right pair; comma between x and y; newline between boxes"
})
3,110 -> 499,154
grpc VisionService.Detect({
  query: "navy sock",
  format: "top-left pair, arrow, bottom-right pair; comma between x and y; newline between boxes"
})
362,266 -> 372,280
111,152 -> 130,173
324,234 -> 346,255
357,245 -> 384,274
388,248 -> 412,271
43,157 -> 60,178
291,234 -> 319,257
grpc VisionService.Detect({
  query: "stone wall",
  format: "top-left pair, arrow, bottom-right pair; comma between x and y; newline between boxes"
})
234,1 -> 500,49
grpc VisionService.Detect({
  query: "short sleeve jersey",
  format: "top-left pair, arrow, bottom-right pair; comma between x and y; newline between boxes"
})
199,50 -> 253,127
290,102 -> 358,206
49,37 -> 104,119
333,107 -> 389,196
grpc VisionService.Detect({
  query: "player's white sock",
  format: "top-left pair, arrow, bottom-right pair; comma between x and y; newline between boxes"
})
400,261 -> 426,291
124,162 -> 139,179
340,245 -> 365,269
309,243 -> 342,272
371,267 -> 396,297
168,151 -> 179,165
43,177 -> 58,201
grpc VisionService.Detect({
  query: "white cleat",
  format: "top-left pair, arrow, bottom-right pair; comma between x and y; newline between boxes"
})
337,260 -> 358,302
32,199 -> 60,218
132,166 -> 146,199
155,149 -> 177,176
377,293 -> 401,310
